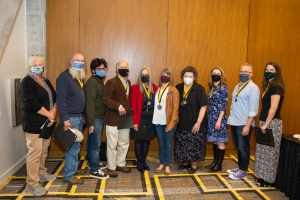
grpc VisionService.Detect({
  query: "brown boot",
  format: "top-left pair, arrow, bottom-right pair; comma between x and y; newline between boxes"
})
116,166 -> 131,173
108,169 -> 118,177
64,177 -> 84,185
75,169 -> 86,175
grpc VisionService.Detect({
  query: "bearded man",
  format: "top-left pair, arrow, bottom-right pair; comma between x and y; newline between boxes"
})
56,53 -> 86,185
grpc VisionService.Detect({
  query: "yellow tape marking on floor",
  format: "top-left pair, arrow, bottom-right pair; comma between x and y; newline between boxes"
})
244,177 -> 272,200
153,175 -> 165,200
44,160 -> 65,190
98,177 -> 106,200
144,170 -> 153,195
0,177 -> 13,190
193,174 -> 208,192
217,174 -> 243,200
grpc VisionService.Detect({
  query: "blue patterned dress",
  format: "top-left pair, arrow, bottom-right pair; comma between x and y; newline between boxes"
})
207,84 -> 228,142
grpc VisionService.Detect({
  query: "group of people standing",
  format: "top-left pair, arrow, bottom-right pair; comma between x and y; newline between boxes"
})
19,53 -> 284,196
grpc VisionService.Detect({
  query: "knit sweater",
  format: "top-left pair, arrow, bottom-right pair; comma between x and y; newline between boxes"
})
56,69 -> 85,122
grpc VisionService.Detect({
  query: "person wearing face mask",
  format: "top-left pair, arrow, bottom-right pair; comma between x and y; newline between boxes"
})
56,53 -> 86,185
84,58 -> 109,179
174,66 -> 209,174
254,62 -> 284,187
227,63 -> 260,180
130,67 -> 157,172
20,55 -> 57,196
205,67 -> 228,172
103,60 -> 132,177
153,67 -> 179,175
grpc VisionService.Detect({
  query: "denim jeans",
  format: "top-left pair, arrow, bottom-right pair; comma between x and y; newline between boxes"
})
155,124 -> 177,166
87,118 -> 105,172
63,117 -> 83,180
231,125 -> 253,171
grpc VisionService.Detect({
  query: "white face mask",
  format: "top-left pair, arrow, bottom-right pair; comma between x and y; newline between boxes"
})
30,66 -> 44,75
183,77 -> 193,85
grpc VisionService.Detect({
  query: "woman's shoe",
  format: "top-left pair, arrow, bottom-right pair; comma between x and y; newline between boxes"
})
165,166 -> 171,175
143,162 -> 150,171
188,167 -> 198,174
138,168 -> 145,173
155,165 -> 164,173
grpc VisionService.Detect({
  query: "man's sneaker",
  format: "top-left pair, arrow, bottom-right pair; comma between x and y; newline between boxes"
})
227,168 -> 239,174
64,177 -> 84,185
39,174 -> 56,181
100,162 -> 107,169
229,171 -> 247,180
25,185 -> 47,196
90,169 -> 109,179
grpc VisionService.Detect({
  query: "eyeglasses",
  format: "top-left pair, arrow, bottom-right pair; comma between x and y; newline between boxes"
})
95,68 -> 106,71
239,71 -> 252,74
73,59 -> 84,62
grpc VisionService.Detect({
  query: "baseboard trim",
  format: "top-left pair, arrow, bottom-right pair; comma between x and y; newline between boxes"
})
0,156 -> 26,185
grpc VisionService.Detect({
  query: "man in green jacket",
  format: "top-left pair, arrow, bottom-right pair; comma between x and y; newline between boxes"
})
84,58 -> 109,179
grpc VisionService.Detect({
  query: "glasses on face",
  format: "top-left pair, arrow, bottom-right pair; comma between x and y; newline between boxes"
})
73,59 -> 84,62
95,68 -> 106,71
162,73 -> 171,77
239,70 -> 252,74
265,69 -> 276,72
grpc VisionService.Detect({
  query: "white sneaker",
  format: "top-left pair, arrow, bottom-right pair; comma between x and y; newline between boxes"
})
25,185 -> 47,196
90,169 -> 109,179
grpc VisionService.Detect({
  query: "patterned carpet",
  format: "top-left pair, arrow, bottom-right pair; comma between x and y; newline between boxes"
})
0,155 -> 288,200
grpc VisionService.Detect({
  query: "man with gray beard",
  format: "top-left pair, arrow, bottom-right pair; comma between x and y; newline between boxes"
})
56,53 -> 86,185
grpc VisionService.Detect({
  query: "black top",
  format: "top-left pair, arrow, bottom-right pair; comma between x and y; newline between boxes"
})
176,82 -> 209,131
140,91 -> 156,138
260,85 -> 284,121
20,75 -> 56,133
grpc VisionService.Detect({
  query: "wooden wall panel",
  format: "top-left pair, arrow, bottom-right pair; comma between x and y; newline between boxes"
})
248,0 -> 300,134
46,0 -> 80,155
168,0 -> 251,151
79,0 -> 168,83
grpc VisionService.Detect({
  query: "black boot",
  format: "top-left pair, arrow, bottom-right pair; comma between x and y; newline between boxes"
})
142,141 -> 150,170
205,143 -> 218,169
135,141 -> 144,172
209,149 -> 225,172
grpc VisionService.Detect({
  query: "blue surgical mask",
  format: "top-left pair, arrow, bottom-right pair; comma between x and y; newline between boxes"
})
31,66 -> 44,75
73,61 -> 84,70
239,74 -> 249,82
95,70 -> 106,78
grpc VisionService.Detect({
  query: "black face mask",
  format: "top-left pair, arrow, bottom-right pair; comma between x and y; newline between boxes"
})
212,74 -> 221,82
141,75 -> 149,83
119,68 -> 129,77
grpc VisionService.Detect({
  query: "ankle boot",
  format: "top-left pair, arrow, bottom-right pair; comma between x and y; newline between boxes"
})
209,149 -> 225,172
205,144 -> 218,169
137,159 -> 145,172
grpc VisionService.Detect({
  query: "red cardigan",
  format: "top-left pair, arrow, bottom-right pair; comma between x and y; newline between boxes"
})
130,83 -> 157,125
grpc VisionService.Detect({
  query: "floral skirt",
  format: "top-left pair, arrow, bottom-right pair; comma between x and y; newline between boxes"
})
174,129 -> 207,162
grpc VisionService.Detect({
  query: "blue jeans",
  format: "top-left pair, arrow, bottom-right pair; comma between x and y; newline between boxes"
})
87,118 -> 105,172
231,125 -> 253,171
155,124 -> 177,166
63,117 -> 83,180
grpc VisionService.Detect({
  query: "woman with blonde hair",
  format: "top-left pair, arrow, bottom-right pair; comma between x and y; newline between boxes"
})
153,67 -> 179,175
130,67 -> 157,172
205,67 -> 228,172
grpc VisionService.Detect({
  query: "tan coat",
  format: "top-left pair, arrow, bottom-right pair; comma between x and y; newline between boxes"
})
165,85 -> 180,131
103,76 -> 131,126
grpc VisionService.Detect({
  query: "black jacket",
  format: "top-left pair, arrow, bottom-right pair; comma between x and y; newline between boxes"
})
20,75 -> 56,133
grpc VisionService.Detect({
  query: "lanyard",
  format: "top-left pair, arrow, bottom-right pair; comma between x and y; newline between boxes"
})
261,83 -> 270,99
235,80 -> 250,98
77,78 -> 83,88
158,84 -> 169,103
183,84 -> 193,99
209,85 -> 220,99
118,75 -> 128,91
142,83 -> 151,99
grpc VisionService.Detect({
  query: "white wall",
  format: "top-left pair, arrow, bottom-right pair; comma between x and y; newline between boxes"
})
0,0 -> 27,184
